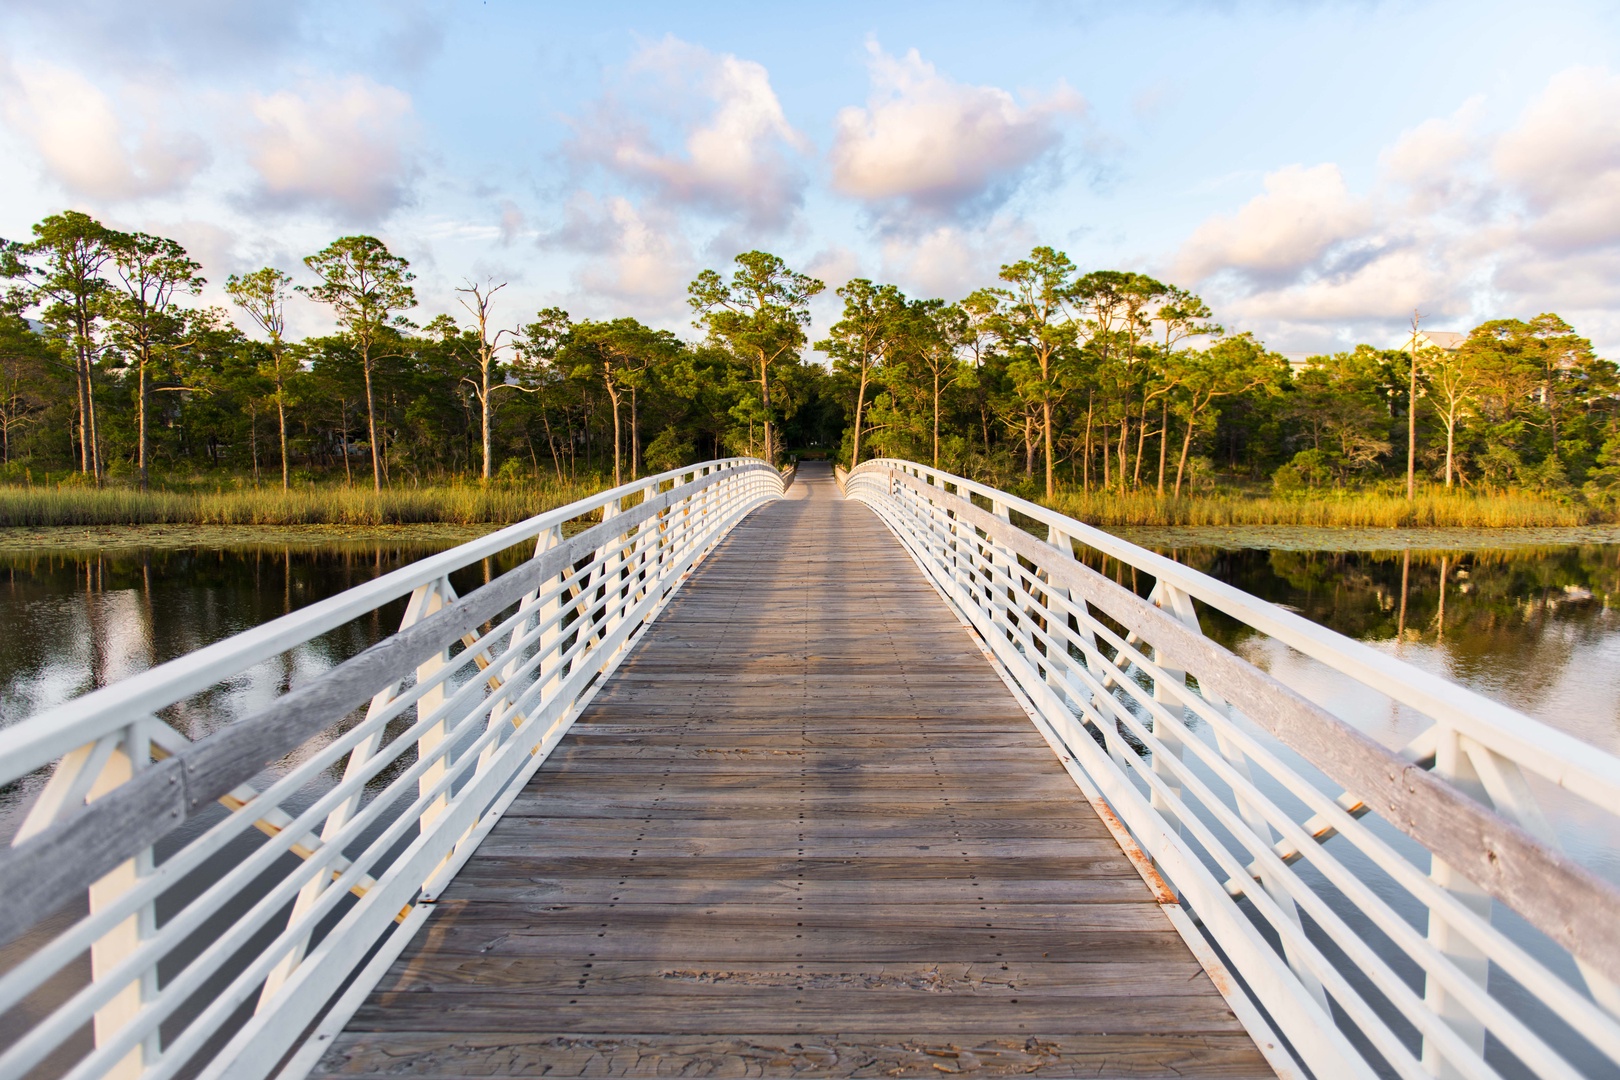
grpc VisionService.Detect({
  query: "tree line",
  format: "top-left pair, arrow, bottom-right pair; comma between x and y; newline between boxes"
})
3,210 -> 1617,504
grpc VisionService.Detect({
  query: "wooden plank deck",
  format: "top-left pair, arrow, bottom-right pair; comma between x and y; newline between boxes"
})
311,463 -> 1273,1079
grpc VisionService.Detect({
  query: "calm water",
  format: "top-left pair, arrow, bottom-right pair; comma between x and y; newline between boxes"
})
0,539 -> 535,844
0,528 -> 1616,1076
3,529 -> 1616,831
1095,530 -> 1620,887
1107,528 -> 1620,758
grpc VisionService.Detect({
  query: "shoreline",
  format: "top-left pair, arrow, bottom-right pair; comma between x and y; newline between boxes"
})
1105,523 -> 1620,552
2,519 -> 1618,557
0,522 -> 498,554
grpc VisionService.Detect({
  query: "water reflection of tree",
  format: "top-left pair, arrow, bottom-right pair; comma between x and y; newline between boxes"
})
1076,543 -> 1619,711
9,536 -> 1617,770
0,541 -> 488,727
0,535 -> 560,838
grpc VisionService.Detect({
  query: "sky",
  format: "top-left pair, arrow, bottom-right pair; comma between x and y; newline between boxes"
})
3,0 -> 1619,357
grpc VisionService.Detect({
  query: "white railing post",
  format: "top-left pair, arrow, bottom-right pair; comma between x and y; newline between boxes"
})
1153,581 -> 1330,1012
533,524 -> 567,704
631,482 -> 657,608
88,726 -> 159,1080
1146,582 -> 1189,834
476,523 -> 567,767
413,578 -> 457,835
13,721 -> 162,1080
1423,723 -> 1492,1078
1457,737 -> 1620,1020
261,576 -> 454,1003
985,498 -> 1022,654
950,498 -> 975,605
1042,526 -> 1075,706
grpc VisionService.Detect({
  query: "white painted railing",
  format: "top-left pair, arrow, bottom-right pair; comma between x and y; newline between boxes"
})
0,459 -> 784,1080
847,459 -> 1620,1080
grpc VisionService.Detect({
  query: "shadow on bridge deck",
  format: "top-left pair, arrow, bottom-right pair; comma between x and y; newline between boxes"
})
312,461 -> 1272,1079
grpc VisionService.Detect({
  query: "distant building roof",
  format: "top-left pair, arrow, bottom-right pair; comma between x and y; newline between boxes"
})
1401,330 -> 1466,351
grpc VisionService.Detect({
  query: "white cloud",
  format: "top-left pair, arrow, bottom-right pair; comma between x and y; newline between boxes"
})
243,76 -> 417,222
1495,66 -> 1620,253
801,245 -> 864,350
547,192 -> 696,310
1172,166 -> 1466,349
2,0 -> 309,75
1377,97 -> 1490,215
804,246 -> 863,293
1229,248 -> 1456,323
1176,163 -> 1373,283
830,43 -> 1081,223
0,59 -> 207,199
569,37 -> 809,232
879,217 -> 1036,300
497,199 -> 526,246
1171,68 -> 1620,353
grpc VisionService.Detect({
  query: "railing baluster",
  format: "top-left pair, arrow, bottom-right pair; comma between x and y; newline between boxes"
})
260,579 -> 447,1004
413,578 -> 458,838
532,525 -> 568,708
12,721 -> 164,1079
1459,738 -> 1620,1018
1423,725 -> 1493,1077
1153,581 -> 1331,1012
1042,526 -> 1075,709
88,724 -> 158,1080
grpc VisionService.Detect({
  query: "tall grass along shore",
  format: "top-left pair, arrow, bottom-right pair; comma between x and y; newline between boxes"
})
2,478 -> 1603,531
1043,489 -> 1603,528
0,480 -> 606,528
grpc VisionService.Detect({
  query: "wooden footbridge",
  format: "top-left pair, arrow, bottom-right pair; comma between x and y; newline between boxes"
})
2,459 -> 1618,1080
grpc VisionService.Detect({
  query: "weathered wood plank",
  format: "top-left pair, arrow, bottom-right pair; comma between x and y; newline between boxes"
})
499,796 -> 1113,819
435,875 -> 1153,906
416,899 -> 1172,931
315,463 -> 1270,1079
468,835 -> 1125,859
316,1031 -> 1273,1079
439,854 -> 1146,884
470,815 -> 1116,839
368,957 -> 1214,995
348,993 -> 1243,1036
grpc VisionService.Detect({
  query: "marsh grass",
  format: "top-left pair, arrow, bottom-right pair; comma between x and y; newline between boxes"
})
0,480 -> 607,527
1043,489 -> 1602,528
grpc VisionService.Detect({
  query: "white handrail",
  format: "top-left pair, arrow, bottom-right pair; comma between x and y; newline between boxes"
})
847,457 -> 1620,1080
0,458 -> 785,1080
0,459 -> 767,787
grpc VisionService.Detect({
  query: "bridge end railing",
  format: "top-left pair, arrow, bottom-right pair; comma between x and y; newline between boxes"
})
846,458 -> 1620,1080
0,459 -> 783,1080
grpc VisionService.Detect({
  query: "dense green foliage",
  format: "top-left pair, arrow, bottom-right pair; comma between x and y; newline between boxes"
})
3,212 -> 1616,518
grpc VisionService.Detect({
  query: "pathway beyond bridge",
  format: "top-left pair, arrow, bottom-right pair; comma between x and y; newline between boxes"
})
312,463 -> 1271,1078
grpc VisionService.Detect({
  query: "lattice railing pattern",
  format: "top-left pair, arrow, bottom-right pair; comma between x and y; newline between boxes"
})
0,459 -> 784,1080
847,458 -> 1620,1080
